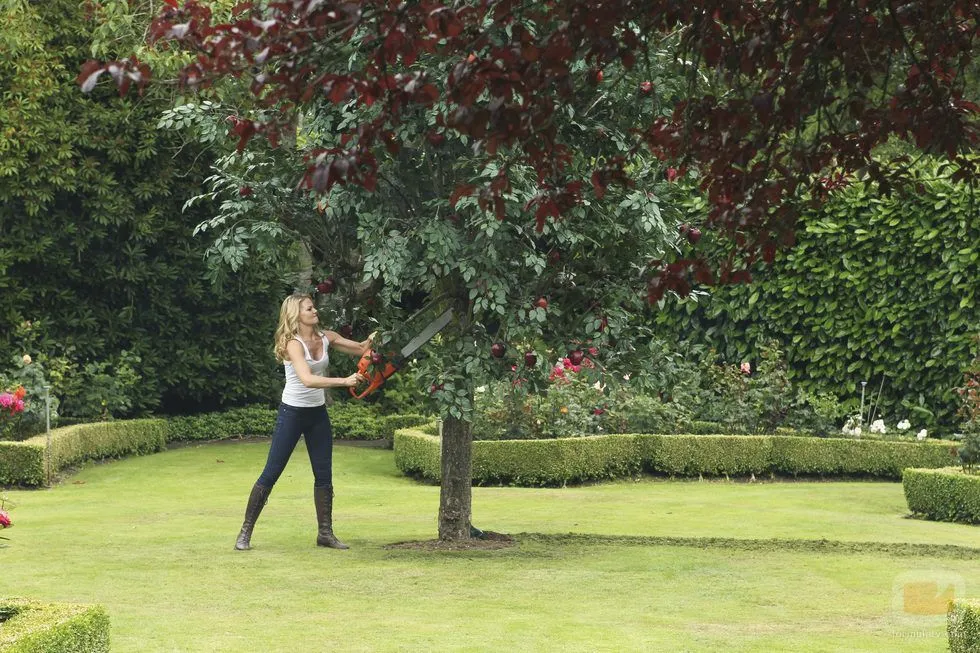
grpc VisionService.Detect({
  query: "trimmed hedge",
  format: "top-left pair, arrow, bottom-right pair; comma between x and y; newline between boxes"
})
166,406 -> 278,442
166,405 -> 430,443
0,420 -> 167,486
903,467 -> 980,524
949,600 -> 980,653
0,598 -> 109,652
394,429 -> 960,486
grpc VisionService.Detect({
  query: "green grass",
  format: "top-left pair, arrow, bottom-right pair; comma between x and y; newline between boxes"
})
2,440 -> 979,652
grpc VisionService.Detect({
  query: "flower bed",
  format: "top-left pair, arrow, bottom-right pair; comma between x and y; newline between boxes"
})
395,428 -> 959,486
0,598 -> 109,652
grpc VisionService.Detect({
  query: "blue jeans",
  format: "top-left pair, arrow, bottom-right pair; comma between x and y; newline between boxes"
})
256,403 -> 334,488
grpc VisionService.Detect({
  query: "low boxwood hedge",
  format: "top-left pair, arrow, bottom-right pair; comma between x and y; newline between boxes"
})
166,404 -> 430,444
0,598 -> 109,652
394,429 -> 960,486
949,600 -> 980,653
0,420 -> 167,486
903,467 -> 980,524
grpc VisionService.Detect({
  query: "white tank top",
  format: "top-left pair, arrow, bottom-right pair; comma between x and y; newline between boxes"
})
281,333 -> 329,407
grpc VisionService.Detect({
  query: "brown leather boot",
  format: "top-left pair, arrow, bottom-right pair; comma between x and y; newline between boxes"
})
314,485 -> 349,550
235,483 -> 271,551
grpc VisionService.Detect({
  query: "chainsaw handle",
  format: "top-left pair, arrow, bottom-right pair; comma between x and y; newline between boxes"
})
349,350 -> 397,399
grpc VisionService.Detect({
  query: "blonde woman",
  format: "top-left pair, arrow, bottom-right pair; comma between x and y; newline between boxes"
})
235,293 -> 371,551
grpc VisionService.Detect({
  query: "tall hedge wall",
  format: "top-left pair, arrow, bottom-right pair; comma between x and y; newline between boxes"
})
0,0 -> 284,414
659,165 -> 979,427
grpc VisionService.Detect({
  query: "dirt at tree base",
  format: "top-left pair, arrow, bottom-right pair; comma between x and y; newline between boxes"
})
385,531 -> 515,551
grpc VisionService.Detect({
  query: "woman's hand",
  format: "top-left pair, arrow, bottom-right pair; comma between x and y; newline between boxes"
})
344,372 -> 367,387
361,331 -> 377,355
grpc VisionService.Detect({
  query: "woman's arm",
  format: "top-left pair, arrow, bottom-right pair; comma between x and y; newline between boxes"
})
286,341 -> 364,388
325,330 -> 374,357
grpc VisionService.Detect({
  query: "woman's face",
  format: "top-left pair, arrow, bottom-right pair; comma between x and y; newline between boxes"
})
298,298 -> 319,327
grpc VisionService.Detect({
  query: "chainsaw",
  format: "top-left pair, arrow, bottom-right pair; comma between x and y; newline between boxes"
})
349,308 -> 454,399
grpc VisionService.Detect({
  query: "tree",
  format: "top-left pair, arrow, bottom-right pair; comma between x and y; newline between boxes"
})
82,0 -> 980,539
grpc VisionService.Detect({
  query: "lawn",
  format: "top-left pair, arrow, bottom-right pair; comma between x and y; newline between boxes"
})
2,439 -> 978,652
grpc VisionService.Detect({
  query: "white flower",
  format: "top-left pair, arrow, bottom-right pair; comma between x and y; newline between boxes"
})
916,429 -> 928,441
475,386 -> 487,393
870,419 -> 887,434
842,415 -> 863,437
896,419 -> 911,431
21,354 -> 31,365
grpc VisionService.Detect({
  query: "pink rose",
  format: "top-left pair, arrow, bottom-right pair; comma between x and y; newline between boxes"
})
0,510 -> 10,528
0,394 -> 12,409
13,399 -> 24,413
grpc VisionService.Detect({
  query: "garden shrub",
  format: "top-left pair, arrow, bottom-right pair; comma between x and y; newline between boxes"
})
165,404 -> 429,443
166,406 -> 277,442
949,600 -> 980,653
0,420 -> 167,486
903,467 -> 980,524
640,434 -> 772,476
392,429 -> 441,482
0,598 -> 109,653
772,437 -> 959,479
472,434 -> 641,486
395,428 -> 959,486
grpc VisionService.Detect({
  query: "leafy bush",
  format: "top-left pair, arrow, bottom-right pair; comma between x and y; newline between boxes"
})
57,351 -> 142,421
960,432 -> 980,473
0,598 -> 109,653
395,428 -> 959,487
903,467 -> 980,524
948,600 -> 980,653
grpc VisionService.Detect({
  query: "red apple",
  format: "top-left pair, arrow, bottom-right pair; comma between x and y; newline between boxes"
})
491,343 -> 506,358
370,351 -> 383,365
239,186 -> 253,197
535,297 -> 548,310
687,228 -> 702,245
640,81 -> 653,94
316,278 -> 336,294
524,351 -> 537,368
568,349 -> 584,365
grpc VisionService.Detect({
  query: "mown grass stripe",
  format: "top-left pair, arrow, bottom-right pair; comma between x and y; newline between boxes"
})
516,532 -> 980,559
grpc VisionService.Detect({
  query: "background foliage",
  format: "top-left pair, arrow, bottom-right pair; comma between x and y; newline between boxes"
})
0,0 -> 285,419
655,162 -> 980,430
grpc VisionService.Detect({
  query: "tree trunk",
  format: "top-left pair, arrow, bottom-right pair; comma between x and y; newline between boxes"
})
438,413 -> 473,540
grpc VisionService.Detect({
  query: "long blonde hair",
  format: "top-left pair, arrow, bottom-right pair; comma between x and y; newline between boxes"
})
273,293 -> 312,362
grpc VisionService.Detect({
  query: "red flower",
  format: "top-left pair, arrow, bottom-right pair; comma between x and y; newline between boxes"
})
13,386 -> 25,400
0,510 -> 10,528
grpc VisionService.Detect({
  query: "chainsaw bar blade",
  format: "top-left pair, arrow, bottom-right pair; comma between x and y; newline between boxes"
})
399,309 -> 453,358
